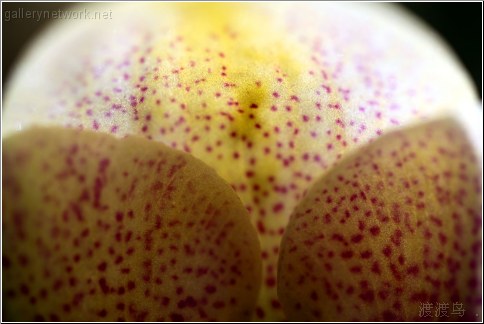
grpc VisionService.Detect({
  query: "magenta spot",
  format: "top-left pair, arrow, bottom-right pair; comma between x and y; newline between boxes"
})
407,265 -> 419,276
266,277 -> 276,287
390,229 -> 403,246
97,262 -> 107,272
98,278 -> 109,294
351,234 -> 363,243
382,245 -> 392,257
359,290 -> 375,303
438,232 -> 448,245
80,228 -> 89,238
273,203 -> 284,213
350,266 -> 362,273
205,285 -> 217,294
162,297 -> 170,306
127,281 -> 135,291
115,212 -> 123,222
185,296 -> 197,308
371,261 -> 381,275
390,263 -> 402,281
73,254 -> 80,263
118,287 -> 125,295
97,309 -> 107,318
341,250 -> 353,259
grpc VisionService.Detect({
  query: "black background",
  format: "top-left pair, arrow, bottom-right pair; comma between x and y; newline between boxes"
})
2,2 -> 482,96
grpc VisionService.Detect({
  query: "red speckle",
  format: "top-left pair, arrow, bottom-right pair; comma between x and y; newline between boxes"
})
161,297 -> 170,306
115,212 -> 123,222
341,250 -> 353,259
382,245 -> 392,257
350,266 -> 362,273
97,309 -> 107,318
351,234 -> 363,243
438,232 -> 448,245
407,265 -> 419,276
359,290 -> 375,303
97,262 -> 107,272
389,263 -> 402,281
390,229 -> 403,246
273,203 -> 284,213
98,278 -> 109,294
371,261 -> 381,275
271,299 -> 281,309
266,276 -> 276,287
205,285 -> 216,294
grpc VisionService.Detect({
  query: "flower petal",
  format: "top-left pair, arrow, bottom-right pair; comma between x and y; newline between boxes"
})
3,3 -> 479,319
278,118 -> 482,321
2,126 -> 261,321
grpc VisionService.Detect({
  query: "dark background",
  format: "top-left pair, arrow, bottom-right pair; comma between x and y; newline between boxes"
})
2,2 -> 482,96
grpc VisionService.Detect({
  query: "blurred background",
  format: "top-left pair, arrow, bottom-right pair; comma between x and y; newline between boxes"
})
2,2 -> 482,96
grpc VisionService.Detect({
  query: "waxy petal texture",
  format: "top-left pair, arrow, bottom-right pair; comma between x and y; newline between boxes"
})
3,3 -> 479,319
3,127 -> 261,321
278,118 -> 482,321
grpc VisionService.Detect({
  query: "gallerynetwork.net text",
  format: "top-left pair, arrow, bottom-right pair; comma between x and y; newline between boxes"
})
4,8 -> 113,22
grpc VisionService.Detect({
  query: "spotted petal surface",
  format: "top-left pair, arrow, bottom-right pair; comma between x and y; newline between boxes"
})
3,127 -> 261,321
278,118 -> 482,321
3,3 -> 479,320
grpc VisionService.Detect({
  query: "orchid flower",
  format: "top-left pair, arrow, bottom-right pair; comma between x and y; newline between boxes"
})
2,3 -> 482,322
